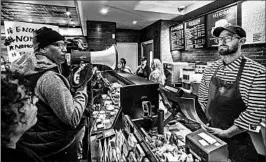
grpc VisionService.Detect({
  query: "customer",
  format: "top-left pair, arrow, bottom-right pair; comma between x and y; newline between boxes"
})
136,57 -> 151,79
11,27 -> 88,161
1,71 -> 42,161
198,25 -> 266,162
149,58 -> 166,85
117,58 -> 132,73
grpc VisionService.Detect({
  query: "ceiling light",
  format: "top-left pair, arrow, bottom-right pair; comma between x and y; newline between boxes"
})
65,8 -> 71,16
66,11 -> 71,16
100,8 -> 109,15
28,18 -> 33,22
132,21 -> 137,24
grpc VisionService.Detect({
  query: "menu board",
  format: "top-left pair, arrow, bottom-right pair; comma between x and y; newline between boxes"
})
184,16 -> 206,50
242,1 -> 265,44
207,5 -> 237,47
170,23 -> 185,50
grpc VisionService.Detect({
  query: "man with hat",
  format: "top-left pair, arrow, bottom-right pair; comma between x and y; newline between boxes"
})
11,27 -> 88,161
136,57 -> 151,79
198,25 -> 266,162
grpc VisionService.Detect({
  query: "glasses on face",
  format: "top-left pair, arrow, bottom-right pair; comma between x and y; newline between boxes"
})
14,96 -> 36,106
215,35 -> 240,44
51,42 -> 66,49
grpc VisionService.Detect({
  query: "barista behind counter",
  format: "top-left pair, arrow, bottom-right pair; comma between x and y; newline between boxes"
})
198,25 -> 266,162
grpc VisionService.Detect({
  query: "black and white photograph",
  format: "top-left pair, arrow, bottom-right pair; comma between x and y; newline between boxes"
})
1,0 -> 265,162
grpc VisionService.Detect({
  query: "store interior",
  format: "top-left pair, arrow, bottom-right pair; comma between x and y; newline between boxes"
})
1,0 -> 265,162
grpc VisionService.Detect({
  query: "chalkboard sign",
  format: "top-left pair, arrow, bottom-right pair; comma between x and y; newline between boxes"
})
184,16 -> 206,50
170,23 -> 185,50
207,5 -> 237,47
242,1 -> 265,44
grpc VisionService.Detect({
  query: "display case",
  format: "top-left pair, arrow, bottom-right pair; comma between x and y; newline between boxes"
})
89,69 -> 226,162
90,70 -> 159,135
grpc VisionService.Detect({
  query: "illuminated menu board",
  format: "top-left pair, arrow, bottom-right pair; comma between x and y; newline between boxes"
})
207,5 -> 237,47
242,1 -> 265,44
170,23 -> 185,50
184,16 -> 206,50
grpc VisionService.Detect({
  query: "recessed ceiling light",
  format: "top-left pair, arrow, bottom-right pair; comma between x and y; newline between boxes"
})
132,21 -> 137,24
28,18 -> 33,22
100,8 -> 109,15
66,11 -> 71,16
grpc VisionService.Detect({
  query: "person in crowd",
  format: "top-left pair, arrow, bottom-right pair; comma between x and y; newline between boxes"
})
10,27 -> 88,161
149,58 -> 166,86
117,58 -> 132,73
198,25 -> 266,162
1,71 -> 42,162
136,57 -> 151,79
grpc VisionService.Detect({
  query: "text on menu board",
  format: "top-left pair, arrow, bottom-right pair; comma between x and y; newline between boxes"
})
185,16 -> 206,50
242,1 -> 265,44
206,5 -> 237,47
170,23 -> 185,51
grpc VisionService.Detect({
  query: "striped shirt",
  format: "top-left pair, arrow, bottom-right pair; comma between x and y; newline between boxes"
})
198,55 -> 266,131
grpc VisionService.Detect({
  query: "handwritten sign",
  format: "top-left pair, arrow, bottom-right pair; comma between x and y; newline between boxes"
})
4,21 -> 59,62
242,1 -> 265,44
170,23 -> 185,50
207,5 -> 237,47
185,16 -> 206,50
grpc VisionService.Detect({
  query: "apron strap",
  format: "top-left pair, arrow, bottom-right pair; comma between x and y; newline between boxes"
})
213,57 -> 246,80
235,58 -> 246,84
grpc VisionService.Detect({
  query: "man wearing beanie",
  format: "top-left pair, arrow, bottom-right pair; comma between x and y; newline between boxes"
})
198,25 -> 266,162
11,27 -> 88,161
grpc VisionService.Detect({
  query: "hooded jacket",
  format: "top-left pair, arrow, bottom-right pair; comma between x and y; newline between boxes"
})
11,53 -> 88,157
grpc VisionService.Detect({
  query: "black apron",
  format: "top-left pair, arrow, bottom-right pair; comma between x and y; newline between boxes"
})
206,58 -> 257,162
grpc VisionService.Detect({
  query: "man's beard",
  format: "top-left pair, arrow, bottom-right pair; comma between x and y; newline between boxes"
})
218,44 -> 238,56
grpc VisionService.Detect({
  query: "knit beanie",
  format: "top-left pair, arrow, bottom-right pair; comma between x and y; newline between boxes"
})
33,27 -> 64,51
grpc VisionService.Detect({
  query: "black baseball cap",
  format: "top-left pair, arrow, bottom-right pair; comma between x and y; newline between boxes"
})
212,25 -> 246,38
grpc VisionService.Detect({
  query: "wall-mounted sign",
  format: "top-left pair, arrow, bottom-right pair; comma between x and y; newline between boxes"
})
184,16 -> 206,50
207,5 -> 237,47
242,0 -> 265,44
4,21 -> 59,62
170,23 -> 185,50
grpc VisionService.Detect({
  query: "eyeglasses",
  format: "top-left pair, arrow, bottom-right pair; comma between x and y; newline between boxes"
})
215,35 -> 240,44
14,96 -> 36,106
51,42 -> 66,49
13,91 -> 36,106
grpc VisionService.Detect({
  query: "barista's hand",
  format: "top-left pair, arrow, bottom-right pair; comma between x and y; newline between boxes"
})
202,125 -> 228,138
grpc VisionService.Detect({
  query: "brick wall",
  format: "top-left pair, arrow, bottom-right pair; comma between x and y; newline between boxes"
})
242,44 -> 266,67
177,43 -> 266,67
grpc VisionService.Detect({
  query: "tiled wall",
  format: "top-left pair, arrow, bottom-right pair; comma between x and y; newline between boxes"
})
116,29 -> 140,43
86,21 -> 116,51
160,20 -> 178,63
140,21 -> 161,59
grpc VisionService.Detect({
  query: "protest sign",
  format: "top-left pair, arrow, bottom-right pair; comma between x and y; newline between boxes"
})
4,21 -> 59,62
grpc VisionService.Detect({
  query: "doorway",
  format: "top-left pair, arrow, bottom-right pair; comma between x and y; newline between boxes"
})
141,40 -> 153,67
117,42 -> 138,72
